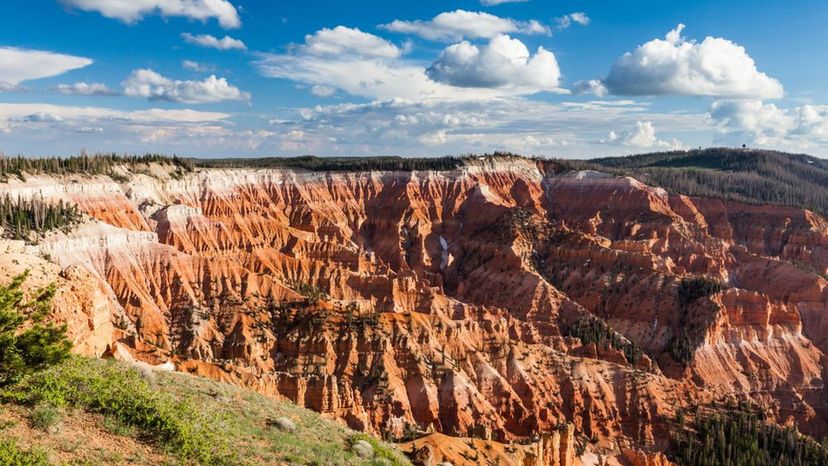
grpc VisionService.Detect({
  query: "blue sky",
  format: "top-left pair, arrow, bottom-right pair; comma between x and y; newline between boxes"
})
1,0 -> 827,158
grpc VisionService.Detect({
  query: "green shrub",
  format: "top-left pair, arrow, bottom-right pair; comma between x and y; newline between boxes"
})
7,358 -> 234,465
347,434 -> 409,466
102,414 -> 136,437
0,272 -> 70,387
0,439 -> 49,466
29,403 -> 61,431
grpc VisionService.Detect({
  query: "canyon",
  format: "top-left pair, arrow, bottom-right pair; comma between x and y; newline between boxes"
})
3,154 -> 828,465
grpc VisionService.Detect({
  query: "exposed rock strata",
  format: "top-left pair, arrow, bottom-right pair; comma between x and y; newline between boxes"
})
3,158 -> 828,462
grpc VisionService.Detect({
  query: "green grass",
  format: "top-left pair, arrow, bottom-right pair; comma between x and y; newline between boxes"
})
28,403 -> 62,431
6,357 -> 232,465
2,357 -> 411,466
0,439 -> 49,466
347,434 -> 411,466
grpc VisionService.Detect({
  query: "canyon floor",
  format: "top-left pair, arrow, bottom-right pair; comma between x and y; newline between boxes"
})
2,150 -> 828,465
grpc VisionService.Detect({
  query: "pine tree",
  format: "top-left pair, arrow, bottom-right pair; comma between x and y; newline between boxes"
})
0,271 -> 71,386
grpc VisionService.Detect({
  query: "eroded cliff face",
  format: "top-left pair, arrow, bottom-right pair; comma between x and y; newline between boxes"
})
4,157 -> 827,464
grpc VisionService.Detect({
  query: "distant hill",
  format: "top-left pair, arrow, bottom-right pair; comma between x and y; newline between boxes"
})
560,148 -> 828,216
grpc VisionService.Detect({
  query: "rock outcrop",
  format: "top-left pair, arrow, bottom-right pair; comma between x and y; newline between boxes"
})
3,157 -> 828,462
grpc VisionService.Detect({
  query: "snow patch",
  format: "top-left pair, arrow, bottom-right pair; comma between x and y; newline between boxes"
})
439,235 -> 449,270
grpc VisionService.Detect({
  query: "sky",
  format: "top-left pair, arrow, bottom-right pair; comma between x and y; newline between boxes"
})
1,0 -> 827,158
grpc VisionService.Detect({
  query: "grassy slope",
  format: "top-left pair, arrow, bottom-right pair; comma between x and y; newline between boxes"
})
0,357 -> 411,466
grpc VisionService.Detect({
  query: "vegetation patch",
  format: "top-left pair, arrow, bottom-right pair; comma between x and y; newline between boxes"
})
563,148 -> 828,216
6,357 -> 235,465
0,195 -> 82,241
0,153 -> 193,180
677,277 -> 724,307
347,433 -> 411,466
566,316 -> 643,365
0,272 -> 70,387
0,439 -> 49,466
193,155 -> 465,172
671,405 -> 828,466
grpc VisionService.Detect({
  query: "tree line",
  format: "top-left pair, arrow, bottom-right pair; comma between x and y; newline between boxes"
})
0,195 -> 81,240
193,155 -> 466,172
554,148 -> 828,216
0,153 -> 193,179
672,405 -> 828,466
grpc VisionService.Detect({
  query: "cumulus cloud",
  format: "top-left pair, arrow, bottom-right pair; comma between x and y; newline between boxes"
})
56,82 -> 117,96
60,0 -> 241,28
0,47 -> 92,88
256,25 -> 565,101
598,24 -> 783,99
299,26 -> 402,58
380,10 -> 549,42
706,99 -> 828,149
255,27 -> 511,102
426,34 -> 564,92
573,79 -> 608,97
181,33 -> 246,50
555,12 -> 590,29
122,69 -> 250,103
602,120 -> 684,149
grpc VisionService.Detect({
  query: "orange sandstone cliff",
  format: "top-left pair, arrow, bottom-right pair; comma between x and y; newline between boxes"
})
3,156 -> 827,464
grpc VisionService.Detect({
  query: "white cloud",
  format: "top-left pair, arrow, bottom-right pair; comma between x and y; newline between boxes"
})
299,26 -> 402,58
570,12 -> 590,26
480,0 -> 527,5
76,126 -> 104,133
0,102 -> 249,156
555,12 -> 590,29
182,60 -> 211,72
380,10 -> 549,42
122,69 -> 250,103
602,120 -> 683,149
60,0 -> 241,29
600,24 -> 783,99
310,85 -> 336,97
181,33 -> 246,50
0,46 -> 92,88
706,99 -> 828,150
426,34 -> 564,92
573,79 -> 608,97
137,126 -> 275,150
268,97 -> 703,157
0,102 -> 229,123
0,96 -> 710,157
56,82 -> 117,96
256,26 -> 563,102
21,112 -> 65,123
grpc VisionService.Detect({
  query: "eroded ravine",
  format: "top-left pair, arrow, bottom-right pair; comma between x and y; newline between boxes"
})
2,157 -> 827,464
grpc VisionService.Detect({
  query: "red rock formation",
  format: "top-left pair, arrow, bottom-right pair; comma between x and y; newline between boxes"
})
3,158 -> 828,461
